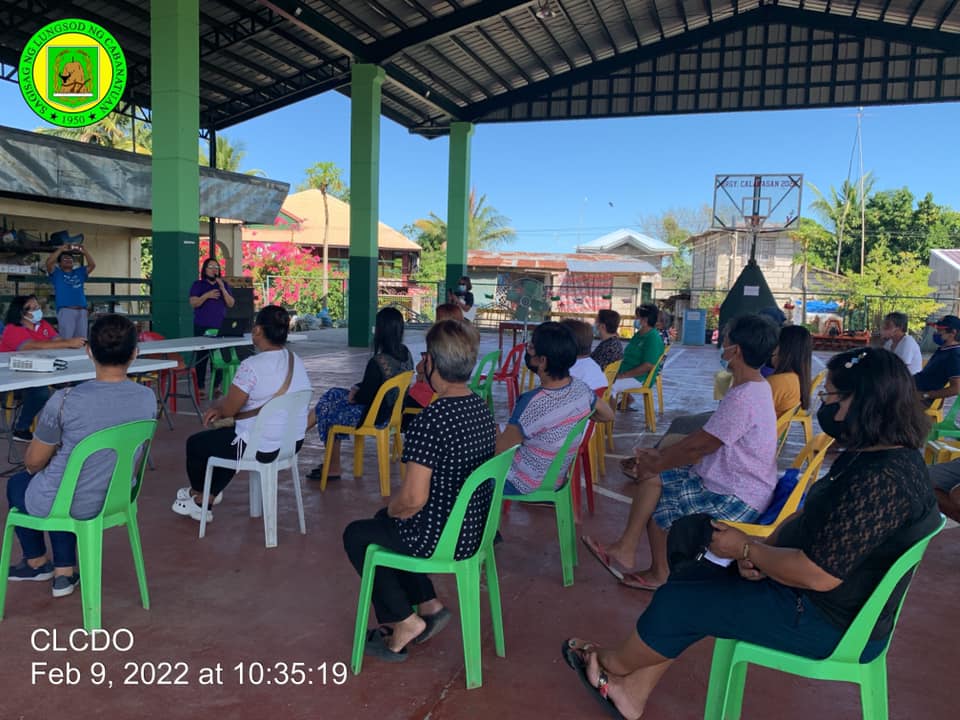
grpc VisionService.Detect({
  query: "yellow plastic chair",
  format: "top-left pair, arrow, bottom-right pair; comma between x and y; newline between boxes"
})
655,344 -> 671,413
791,368 -> 827,444
925,396 -> 945,424
724,433 -> 833,538
595,360 -> 622,473
320,371 -> 413,496
616,347 -> 669,433
924,438 -> 960,465
775,405 -> 801,458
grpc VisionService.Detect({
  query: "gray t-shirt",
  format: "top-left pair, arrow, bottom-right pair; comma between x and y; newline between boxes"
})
25,380 -> 157,519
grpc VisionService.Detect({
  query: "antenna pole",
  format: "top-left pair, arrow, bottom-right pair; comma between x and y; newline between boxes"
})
857,107 -> 866,275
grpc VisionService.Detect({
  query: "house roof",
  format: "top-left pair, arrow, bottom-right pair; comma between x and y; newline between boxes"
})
931,249 -> 960,271
468,250 -> 658,275
576,229 -> 676,255
241,189 -> 420,252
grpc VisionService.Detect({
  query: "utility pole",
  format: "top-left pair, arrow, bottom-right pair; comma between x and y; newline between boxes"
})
857,107 -> 866,275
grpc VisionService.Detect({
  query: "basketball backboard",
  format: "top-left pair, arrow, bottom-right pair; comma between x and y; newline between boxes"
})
712,174 -> 803,233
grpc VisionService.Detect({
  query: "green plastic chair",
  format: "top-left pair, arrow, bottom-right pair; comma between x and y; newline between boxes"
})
351,445 -> 518,690
928,397 -> 960,441
703,515 -> 946,720
502,415 -> 591,587
468,349 -> 501,412
0,419 -> 158,630
208,346 -> 241,395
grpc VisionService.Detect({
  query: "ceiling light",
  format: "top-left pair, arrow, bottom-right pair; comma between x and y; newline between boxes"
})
535,1 -> 561,20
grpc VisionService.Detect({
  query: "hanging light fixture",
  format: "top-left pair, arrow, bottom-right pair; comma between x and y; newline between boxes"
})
534,0 -> 562,20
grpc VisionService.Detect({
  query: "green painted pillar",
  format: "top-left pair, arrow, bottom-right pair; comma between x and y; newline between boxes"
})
348,64 -> 385,347
150,0 -> 199,337
445,122 -> 474,294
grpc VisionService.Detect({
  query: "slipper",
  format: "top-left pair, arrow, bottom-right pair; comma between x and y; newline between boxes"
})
414,608 -> 451,645
581,536 -> 627,580
364,626 -> 408,663
307,465 -> 340,481
619,572 -> 663,591
569,648 -> 629,720
561,638 -> 599,670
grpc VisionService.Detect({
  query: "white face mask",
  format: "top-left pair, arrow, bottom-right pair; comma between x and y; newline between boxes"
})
27,309 -> 43,324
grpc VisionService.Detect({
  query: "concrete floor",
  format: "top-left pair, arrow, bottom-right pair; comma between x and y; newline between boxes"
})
0,330 -> 955,720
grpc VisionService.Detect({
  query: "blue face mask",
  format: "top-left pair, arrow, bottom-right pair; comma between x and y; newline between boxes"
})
934,333 -> 945,346
27,309 -> 42,324
719,358 -> 729,371
633,319 -> 641,330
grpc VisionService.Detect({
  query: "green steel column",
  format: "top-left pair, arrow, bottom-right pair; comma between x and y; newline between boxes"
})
150,0 -> 199,337
445,122 -> 474,293
348,64 -> 385,347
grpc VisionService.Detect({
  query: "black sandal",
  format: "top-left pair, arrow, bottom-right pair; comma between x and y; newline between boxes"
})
307,465 -> 340,481
567,643 -> 633,720
364,626 -> 408,663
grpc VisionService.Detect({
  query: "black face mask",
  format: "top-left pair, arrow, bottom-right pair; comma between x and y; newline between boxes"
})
524,351 -> 538,373
816,401 -> 846,440
425,354 -> 437,392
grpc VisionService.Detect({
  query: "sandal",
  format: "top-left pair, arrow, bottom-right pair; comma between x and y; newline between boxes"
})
307,465 -> 340,481
414,608 -> 451,645
569,648 -> 633,720
619,572 -> 663,592
363,626 -> 408,663
581,536 -> 629,580
561,638 -> 599,670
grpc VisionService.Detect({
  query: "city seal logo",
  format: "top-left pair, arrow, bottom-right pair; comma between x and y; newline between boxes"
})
18,19 -> 127,128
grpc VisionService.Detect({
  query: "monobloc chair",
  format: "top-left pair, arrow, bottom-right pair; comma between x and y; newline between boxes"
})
138,330 -> 201,418
723,433 -> 833,539
792,368 -> 827,444
320,371 -> 413,495
502,415 -> 591,587
351,446 -> 518,689
571,388 -> 607,520
0,419 -> 158,630
198,390 -> 312,548
703,516 -> 945,720
615,347 -> 669,432
598,360 -> 622,459
468,349 -> 501,412
492,343 -> 525,413
775,404 -> 801,458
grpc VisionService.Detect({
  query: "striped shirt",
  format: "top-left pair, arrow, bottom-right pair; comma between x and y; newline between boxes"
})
506,377 -> 595,494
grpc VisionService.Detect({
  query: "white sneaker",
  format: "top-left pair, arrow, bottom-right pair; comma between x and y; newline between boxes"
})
171,497 -> 212,523
176,486 -> 223,506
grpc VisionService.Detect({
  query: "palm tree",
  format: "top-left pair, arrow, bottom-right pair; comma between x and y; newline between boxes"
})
36,111 -> 152,153
200,135 -> 265,176
809,173 -> 875,274
414,188 -> 516,251
299,162 -> 347,300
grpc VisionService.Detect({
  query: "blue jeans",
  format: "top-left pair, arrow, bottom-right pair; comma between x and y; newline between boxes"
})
5,471 -> 77,568
16,386 -> 50,432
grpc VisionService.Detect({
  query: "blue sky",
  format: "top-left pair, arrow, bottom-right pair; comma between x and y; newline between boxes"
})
2,80 -> 957,253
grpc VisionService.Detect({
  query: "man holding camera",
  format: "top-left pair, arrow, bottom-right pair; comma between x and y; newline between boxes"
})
45,244 -> 96,340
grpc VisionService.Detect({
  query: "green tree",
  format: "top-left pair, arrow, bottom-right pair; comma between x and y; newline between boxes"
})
298,162 -> 348,300
864,188 -> 960,261
200,135 -> 265,176
36,111 -> 152,153
640,206 -> 711,290
808,174 -> 875,274
413,188 -> 516,251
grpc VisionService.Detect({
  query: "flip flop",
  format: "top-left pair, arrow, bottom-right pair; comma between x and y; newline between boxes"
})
619,572 -> 664,591
561,638 -> 600,670
581,536 -> 627,581
307,465 -> 340,482
414,608 -> 451,645
364,626 -> 408,663
569,648 -> 629,720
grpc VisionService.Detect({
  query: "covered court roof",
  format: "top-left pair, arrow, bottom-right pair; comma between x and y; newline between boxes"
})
1,1 -> 958,137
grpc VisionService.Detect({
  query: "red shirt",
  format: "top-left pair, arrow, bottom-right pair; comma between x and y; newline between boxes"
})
0,320 -> 59,352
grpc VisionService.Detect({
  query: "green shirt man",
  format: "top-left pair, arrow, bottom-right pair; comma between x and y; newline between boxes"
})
613,303 -> 665,394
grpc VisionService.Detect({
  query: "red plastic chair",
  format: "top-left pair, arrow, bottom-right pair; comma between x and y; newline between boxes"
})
570,388 -> 606,521
138,331 -> 199,413
493,342 -> 526,413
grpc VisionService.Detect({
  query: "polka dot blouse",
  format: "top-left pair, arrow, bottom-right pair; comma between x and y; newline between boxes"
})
397,393 -> 497,559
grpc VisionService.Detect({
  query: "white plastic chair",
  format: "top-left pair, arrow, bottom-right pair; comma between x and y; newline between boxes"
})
198,390 -> 312,548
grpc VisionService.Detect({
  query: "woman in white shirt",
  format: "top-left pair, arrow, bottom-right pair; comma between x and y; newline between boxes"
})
880,312 -> 923,375
171,305 -> 311,523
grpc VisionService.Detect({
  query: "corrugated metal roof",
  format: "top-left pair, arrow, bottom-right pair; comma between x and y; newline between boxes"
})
469,250 -> 658,274
1,1 -> 957,135
931,249 -> 960,271
576,228 -> 676,254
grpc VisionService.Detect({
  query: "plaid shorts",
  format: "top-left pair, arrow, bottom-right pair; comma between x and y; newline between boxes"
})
652,466 -> 759,529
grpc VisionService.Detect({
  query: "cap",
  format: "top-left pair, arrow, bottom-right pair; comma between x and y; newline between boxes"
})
935,315 -> 960,332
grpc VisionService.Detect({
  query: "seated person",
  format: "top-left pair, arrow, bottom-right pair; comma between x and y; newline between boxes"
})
0,295 -> 86,442
914,314 -> 960,404
343,320 -> 495,660
927,459 -> 960,522
584,313 -> 779,590
611,304 -> 664,398
405,303 -> 464,415
497,322 -> 614,495
5,314 -> 156,596
881,311 -> 922,374
590,309 -> 623,370
172,306 -> 311,521
656,309 -> 673,346
561,319 -> 608,392
563,347 -> 939,720
308,307 -> 413,481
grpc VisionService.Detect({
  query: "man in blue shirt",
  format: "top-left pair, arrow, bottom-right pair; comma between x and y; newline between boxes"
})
45,245 -> 96,339
915,315 -> 960,403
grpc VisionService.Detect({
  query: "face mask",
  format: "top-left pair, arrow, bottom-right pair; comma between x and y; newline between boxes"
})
934,333 -> 945,346
816,402 -> 846,440
458,284 -> 466,292
27,309 -> 42,324
593,324 -> 601,339
524,351 -> 539,373
633,319 -> 641,330
425,354 -> 437,391
719,358 -> 729,371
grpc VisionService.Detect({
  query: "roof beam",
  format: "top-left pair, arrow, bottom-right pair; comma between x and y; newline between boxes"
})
365,1 -> 538,62
938,0 -> 960,29
462,4 -> 960,122
258,0 -> 463,119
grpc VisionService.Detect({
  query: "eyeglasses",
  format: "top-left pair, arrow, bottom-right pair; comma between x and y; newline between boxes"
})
817,390 -> 846,401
